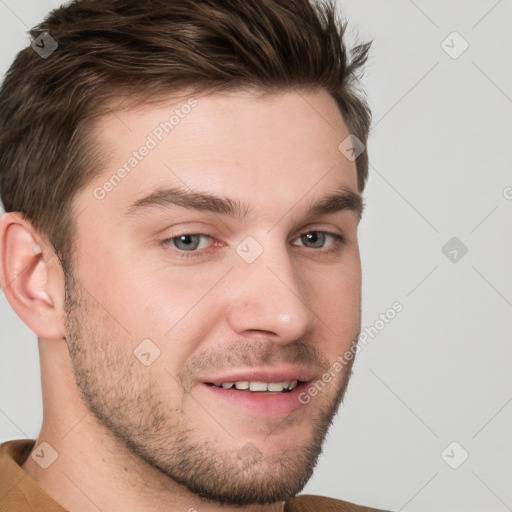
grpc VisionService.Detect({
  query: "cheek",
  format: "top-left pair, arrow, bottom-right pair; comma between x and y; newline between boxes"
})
306,259 -> 361,357
76,242 -> 227,359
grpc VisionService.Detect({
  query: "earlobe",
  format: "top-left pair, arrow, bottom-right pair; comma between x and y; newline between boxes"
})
0,212 -> 66,339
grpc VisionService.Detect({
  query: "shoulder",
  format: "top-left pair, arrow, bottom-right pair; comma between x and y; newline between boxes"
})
286,494 -> 392,512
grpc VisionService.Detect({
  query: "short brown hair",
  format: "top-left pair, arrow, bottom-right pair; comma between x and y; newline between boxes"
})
0,0 -> 371,268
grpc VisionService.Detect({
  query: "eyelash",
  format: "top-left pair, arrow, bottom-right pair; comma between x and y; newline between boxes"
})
161,231 -> 346,259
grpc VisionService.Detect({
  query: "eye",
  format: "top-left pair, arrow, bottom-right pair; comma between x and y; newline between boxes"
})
164,234 -> 213,252
162,230 -> 345,257
293,231 -> 345,250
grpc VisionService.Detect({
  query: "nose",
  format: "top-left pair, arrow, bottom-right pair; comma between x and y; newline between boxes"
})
226,242 -> 316,343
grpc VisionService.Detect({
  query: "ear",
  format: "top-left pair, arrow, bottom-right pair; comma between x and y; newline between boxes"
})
0,212 -> 66,340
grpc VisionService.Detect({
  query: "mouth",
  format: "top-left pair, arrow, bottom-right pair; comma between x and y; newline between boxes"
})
205,379 -> 300,393
198,367 -> 315,417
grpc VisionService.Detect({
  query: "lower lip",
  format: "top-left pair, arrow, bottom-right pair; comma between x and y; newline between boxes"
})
200,382 -> 310,417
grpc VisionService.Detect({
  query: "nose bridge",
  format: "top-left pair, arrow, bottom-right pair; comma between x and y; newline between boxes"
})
226,235 -> 315,340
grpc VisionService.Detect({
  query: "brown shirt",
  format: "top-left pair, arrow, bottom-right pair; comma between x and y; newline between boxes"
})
0,440 -> 390,511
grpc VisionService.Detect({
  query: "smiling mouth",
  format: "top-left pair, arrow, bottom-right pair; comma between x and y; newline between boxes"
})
205,380 -> 301,393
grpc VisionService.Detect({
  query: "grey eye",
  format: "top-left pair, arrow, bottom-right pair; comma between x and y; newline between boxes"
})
300,232 -> 327,248
170,234 -> 204,251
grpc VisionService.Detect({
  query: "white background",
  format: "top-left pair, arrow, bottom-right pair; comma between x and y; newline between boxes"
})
1,1 -> 511,511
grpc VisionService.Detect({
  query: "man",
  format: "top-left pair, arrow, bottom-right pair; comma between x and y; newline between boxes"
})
0,0 -> 390,510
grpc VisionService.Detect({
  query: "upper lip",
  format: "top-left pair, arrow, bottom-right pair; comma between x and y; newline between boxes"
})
200,365 -> 316,386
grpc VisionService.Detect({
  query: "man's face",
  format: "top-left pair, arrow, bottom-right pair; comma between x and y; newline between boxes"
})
65,89 -> 362,505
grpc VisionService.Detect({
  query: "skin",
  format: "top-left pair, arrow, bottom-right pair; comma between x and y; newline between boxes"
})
0,89 -> 362,512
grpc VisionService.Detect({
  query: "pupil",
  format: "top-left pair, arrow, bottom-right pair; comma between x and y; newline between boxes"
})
175,234 -> 199,250
303,232 -> 323,248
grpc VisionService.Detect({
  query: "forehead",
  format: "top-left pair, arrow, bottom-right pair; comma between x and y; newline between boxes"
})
79,89 -> 358,221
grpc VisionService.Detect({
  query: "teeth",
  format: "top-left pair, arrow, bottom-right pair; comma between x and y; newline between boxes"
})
267,382 -> 284,392
249,381 -> 268,391
215,380 -> 299,392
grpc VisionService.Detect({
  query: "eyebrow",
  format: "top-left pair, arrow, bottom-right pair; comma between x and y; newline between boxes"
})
125,185 -> 364,222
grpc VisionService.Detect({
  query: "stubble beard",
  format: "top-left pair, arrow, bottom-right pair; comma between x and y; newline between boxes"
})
62,269 -> 357,506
